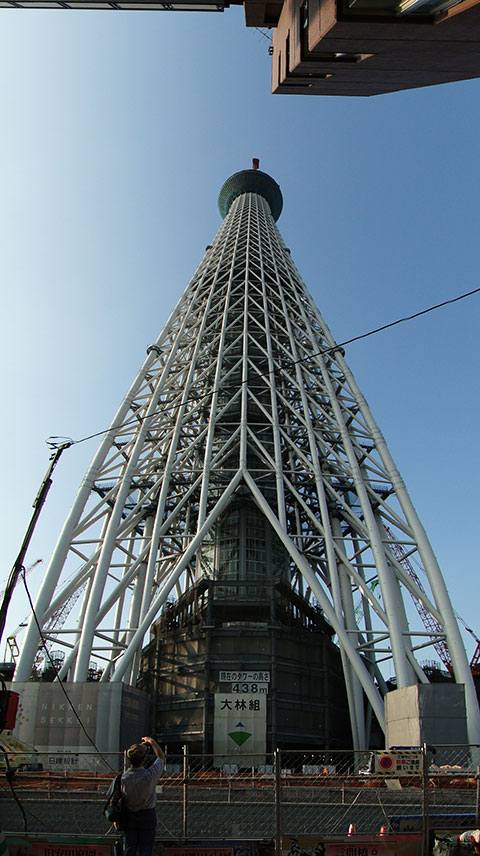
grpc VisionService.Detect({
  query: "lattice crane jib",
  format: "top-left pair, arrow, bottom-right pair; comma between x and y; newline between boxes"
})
14,166 -> 480,748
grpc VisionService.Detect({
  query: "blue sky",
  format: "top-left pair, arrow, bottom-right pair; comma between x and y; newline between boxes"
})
1,7 -> 479,667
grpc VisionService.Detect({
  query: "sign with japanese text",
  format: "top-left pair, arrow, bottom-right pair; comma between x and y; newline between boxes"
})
282,834 -> 421,856
166,850 -> 234,856
31,845 -> 112,856
213,692 -> 266,765
219,671 -> 270,682
6,838 -> 116,856
374,750 -> 422,775
231,683 -> 268,694
325,845 -> 395,856
162,844 -> 273,856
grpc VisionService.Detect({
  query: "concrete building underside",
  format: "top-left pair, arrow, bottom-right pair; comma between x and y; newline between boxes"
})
2,0 -> 480,96
12,165 -> 480,754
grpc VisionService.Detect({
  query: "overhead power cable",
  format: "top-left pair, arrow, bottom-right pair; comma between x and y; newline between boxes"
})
329,285 -> 480,351
0,747 -> 28,831
48,284 -> 479,451
0,779 -> 67,832
254,26 -> 272,41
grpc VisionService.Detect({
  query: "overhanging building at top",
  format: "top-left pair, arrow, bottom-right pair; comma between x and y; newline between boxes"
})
3,0 -> 480,96
12,164 -> 480,760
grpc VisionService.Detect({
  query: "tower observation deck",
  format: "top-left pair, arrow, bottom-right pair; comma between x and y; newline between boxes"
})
13,163 -> 480,751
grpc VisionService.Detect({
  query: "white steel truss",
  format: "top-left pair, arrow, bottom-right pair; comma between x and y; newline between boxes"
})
15,169 -> 480,748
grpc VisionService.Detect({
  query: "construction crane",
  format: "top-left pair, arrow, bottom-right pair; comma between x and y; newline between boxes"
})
383,525 -> 453,670
0,559 -> 42,604
384,526 -> 480,678
2,560 -> 43,661
5,570 -> 86,675
32,583 -> 87,673
470,644 -> 480,676
454,612 -> 480,677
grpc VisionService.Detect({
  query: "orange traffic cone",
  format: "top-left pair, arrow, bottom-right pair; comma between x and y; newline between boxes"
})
379,826 -> 387,836
348,825 -> 355,837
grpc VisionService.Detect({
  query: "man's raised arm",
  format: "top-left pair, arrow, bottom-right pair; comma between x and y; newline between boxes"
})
141,736 -> 166,765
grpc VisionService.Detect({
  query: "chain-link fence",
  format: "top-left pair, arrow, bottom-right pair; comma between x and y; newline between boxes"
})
1,745 -> 479,843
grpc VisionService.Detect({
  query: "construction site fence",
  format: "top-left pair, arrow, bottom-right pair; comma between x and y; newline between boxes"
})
1,745 -> 480,843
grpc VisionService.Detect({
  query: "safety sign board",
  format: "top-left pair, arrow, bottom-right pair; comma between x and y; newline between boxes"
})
374,750 -> 422,775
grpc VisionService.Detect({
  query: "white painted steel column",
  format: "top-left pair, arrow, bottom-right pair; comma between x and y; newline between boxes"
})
15,364 -> 153,681
74,255 -> 224,679
243,469 -> 386,730
73,373 -> 183,680
110,469 -> 243,682
332,515 -> 366,749
124,513 -> 155,685
258,244 -> 287,529
15,274 -> 203,682
17,311 -> 200,681
196,207 -> 241,529
313,343 -> 416,687
272,266 -> 364,746
239,198 -> 249,472
333,350 -> 480,742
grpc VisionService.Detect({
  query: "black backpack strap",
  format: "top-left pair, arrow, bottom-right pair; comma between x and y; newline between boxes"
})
104,772 -> 122,812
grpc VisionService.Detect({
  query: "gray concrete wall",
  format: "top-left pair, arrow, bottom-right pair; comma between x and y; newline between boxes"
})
385,684 -> 468,757
8,682 -> 150,770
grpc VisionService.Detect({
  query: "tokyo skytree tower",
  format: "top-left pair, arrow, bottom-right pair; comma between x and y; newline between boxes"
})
15,164 -> 480,748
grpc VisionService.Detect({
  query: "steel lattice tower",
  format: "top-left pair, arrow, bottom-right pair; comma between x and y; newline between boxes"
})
15,165 -> 480,749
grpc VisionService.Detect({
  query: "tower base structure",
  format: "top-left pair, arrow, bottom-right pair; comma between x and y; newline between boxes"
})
138,579 -> 353,760
6,682 -> 150,771
385,684 -> 468,757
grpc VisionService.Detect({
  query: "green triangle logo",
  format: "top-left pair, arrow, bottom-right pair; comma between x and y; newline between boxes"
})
228,730 -> 252,746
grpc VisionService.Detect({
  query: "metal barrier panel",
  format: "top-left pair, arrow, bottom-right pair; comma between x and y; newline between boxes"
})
1,745 -> 479,841
277,749 -> 427,836
182,753 -> 277,839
